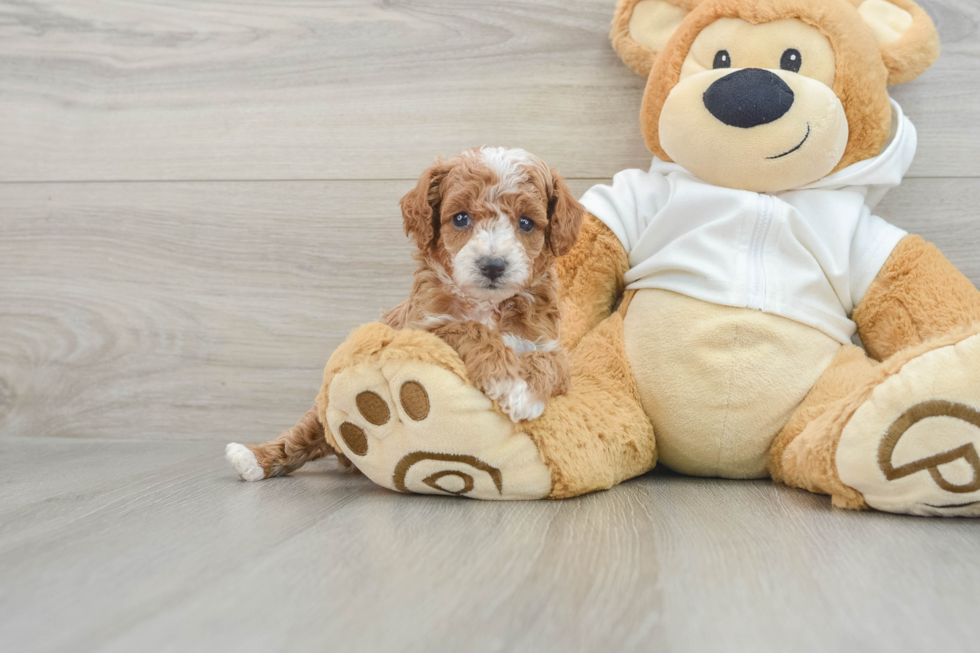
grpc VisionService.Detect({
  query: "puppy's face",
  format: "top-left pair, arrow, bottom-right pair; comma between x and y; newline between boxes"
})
401,147 -> 583,302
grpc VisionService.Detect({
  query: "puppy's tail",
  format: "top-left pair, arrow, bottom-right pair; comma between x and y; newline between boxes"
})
226,406 -> 350,481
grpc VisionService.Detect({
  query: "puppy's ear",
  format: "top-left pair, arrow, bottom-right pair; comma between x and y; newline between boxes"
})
546,169 -> 585,258
400,159 -> 452,250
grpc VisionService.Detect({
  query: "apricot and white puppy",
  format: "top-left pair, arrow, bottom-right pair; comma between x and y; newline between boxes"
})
382,146 -> 584,421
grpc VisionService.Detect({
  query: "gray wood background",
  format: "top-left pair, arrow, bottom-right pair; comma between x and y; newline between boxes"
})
1,1 -> 979,652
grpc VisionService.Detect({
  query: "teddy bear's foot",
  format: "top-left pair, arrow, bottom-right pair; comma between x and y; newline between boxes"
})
836,330 -> 980,516
324,354 -> 552,500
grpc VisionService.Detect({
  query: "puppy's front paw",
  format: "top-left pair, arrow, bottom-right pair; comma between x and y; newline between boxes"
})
225,443 -> 266,481
483,378 -> 545,423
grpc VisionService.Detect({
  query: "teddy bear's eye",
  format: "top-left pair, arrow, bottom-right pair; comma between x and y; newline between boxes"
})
712,50 -> 731,69
780,49 -> 802,73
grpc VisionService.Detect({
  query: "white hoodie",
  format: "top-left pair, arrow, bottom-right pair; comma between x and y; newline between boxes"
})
580,99 -> 915,344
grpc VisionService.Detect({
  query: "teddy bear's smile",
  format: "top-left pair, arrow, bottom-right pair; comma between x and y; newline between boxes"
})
766,123 -> 810,160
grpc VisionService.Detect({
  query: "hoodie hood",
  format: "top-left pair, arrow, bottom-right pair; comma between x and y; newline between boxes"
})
800,99 -> 917,209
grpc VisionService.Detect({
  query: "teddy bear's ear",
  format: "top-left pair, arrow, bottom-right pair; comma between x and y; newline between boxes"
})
611,0 -> 701,77
856,0 -> 940,84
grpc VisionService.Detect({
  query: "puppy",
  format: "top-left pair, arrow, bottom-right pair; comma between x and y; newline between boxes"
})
225,147 -> 583,481
383,146 -> 584,421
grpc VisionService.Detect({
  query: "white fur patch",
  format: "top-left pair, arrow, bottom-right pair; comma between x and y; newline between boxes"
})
225,442 -> 265,482
479,146 -> 534,200
482,377 -> 546,422
502,333 -> 559,355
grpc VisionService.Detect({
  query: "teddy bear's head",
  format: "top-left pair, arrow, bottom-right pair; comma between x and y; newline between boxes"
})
612,0 -> 939,192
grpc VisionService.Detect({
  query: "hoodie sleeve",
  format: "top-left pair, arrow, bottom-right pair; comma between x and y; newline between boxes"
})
848,207 -> 908,310
578,168 -> 670,256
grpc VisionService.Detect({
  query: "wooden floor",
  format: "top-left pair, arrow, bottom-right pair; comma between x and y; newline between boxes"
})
2,1 -> 979,651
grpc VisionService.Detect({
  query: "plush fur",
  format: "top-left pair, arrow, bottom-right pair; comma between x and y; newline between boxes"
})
853,235 -> 980,361
611,0 -> 704,76
520,308 -> 657,498
553,214 -> 630,349
847,0 -> 941,84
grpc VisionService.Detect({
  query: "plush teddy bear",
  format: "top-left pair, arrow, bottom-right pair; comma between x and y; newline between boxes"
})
230,0 -> 980,517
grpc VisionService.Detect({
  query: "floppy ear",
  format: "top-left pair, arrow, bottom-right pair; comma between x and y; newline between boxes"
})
856,0 -> 940,84
400,159 -> 452,250
611,0 -> 701,77
546,169 -> 585,258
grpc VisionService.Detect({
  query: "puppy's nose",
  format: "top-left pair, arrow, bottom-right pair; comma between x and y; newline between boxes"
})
478,257 -> 507,281
703,68 -> 794,128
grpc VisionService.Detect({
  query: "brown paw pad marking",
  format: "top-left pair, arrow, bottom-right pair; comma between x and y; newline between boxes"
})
393,452 -> 502,497
879,400 -> 980,494
339,423 -> 369,457
355,391 -> 389,426
400,381 -> 429,421
338,382 -> 431,457
422,471 -> 475,496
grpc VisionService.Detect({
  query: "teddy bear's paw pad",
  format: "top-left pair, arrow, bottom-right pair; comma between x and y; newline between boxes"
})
326,360 -> 552,500
225,443 -> 265,482
838,333 -> 980,516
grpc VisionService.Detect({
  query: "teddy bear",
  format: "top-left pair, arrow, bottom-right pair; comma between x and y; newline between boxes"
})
229,0 -> 980,517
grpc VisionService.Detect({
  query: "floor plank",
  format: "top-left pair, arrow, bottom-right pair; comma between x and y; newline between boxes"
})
0,438 -> 978,653
0,0 -> 977,181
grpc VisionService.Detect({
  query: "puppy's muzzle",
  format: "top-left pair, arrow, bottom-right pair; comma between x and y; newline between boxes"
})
478,257 -> 507,282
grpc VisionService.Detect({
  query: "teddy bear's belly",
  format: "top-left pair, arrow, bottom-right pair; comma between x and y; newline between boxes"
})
623,289 -> 842,478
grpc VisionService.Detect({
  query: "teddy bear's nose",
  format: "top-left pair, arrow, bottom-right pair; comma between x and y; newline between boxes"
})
703,68 -> 795,128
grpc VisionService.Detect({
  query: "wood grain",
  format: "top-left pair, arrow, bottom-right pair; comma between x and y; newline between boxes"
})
1,438 -> 979,653
0,0 -> 977,182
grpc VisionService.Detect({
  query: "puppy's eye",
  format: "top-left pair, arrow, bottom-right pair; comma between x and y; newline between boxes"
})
452,212 -> 470,228
780,49 -> 802,73
518,216 -> 535,233
713,50 -> 731,69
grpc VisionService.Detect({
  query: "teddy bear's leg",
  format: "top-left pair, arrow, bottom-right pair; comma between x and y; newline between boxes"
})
226,407 -> 346,481
320,311 -> 654,500
854,235 -> 980,360
767,346 -> 879,508
521,306 -> 657,498
770,325 -> 980,516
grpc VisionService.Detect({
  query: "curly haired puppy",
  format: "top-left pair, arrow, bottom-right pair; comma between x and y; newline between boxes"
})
384,146 -> 584,421
225,147 -> 584,481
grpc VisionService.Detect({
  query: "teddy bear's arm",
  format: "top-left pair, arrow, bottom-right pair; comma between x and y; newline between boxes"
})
854,234 -> 980,360
555,213 -> 630,350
